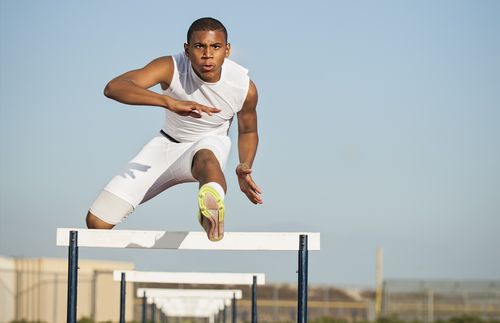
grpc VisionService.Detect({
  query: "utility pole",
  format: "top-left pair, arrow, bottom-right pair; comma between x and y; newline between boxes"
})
375,247 -> 384,318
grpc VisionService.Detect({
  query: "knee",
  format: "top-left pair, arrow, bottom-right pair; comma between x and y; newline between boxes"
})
193,149 -> 220,171
86,212 -> 114,229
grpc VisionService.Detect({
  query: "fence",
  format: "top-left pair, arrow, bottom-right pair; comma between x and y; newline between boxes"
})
382,280 -> 500,322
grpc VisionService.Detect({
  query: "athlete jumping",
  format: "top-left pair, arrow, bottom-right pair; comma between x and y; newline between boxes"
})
85,17 -> 262,241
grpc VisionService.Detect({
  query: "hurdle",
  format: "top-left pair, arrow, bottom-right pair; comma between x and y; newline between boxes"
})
154,297 -> 230,323
141,288 -> 243,323
56,228 -> 320,323
154,298 -> 228,322
114,271 -> 258,323
137,288 -> 243,323
141,290 -> 240,323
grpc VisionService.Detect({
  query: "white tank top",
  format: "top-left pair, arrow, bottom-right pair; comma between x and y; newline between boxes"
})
161,52 -> 250,142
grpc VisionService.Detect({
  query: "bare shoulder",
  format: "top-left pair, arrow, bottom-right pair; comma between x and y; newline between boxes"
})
149,56 -> 173,68
238,79 -> 258,130
144,56 -> 174,89
242,79 -> 258,111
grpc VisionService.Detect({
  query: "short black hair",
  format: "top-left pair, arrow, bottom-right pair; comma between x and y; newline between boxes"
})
187,17 -> 228,43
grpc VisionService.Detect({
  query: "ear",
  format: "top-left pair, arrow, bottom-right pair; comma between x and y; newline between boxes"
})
225,43 -> 231,58
184,43 -> 189,57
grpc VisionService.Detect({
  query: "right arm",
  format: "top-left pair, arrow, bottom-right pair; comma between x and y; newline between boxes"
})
104,56 -> 220,117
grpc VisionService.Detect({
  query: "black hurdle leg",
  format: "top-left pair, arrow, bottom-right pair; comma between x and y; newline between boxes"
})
252,275 -> 257,323
67,231 -> 78,323
297,234 -> 309,323
232,292 -> 237,323
142,291 -> 147,323
120,272 -> 126,323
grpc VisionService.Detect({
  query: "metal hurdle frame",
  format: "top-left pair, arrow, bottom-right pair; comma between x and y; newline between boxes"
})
57,228 -> 320,323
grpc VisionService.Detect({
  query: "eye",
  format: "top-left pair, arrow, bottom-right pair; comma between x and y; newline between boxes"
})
194,44 -> 204,49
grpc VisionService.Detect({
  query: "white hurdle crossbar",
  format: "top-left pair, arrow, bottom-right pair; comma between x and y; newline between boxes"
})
57,228 -> 320,250
114,270 -> 265,285
57,228 -> 320,323
137,288 -> 243,300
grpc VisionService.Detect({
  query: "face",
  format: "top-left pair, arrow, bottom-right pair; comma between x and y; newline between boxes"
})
184,30 -> 230,83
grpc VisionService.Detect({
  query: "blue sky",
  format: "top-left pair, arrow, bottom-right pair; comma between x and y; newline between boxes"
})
1,0 -> 499,286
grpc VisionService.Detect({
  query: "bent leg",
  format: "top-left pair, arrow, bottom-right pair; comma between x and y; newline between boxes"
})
192,149 -> 227,241
191,149 -> 227,191
162,135 -> 231,241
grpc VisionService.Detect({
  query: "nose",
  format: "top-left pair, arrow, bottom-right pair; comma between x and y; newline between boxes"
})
202,46 -> 213,58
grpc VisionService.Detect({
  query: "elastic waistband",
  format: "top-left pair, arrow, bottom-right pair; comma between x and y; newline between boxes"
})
160,129 -> 181,143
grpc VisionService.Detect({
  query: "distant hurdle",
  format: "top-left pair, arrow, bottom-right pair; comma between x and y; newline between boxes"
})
113,271 -> 263,323
138,288 -> 243,323
155,298 -> 230,323
56,228 -> 320,323
155,298 -> 228,322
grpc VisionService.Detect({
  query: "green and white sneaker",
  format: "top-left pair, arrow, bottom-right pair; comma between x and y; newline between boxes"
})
198,184 -> 225,242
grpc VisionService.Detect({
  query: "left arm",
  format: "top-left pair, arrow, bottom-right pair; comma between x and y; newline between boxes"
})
236,80 -> 263,204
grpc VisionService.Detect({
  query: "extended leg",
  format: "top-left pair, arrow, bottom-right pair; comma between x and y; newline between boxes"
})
86,212 -> 114,229
86,191 -> 134,229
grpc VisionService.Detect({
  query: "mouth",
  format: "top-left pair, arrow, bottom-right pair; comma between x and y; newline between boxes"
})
201,64 -> 215,72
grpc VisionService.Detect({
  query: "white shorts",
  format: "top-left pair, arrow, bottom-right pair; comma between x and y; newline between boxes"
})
91,133 -> 231,223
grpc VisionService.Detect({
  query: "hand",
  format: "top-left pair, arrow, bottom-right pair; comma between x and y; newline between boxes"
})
236,163 -> 263,204
166,98 -> 221,118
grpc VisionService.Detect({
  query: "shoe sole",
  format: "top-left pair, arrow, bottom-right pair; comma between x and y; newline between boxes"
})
198,185 -> 225,242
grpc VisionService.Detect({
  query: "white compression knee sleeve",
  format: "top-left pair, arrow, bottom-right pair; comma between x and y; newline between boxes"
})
89,190 -> 134,225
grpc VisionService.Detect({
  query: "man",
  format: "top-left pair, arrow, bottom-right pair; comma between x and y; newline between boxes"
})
85,17 -> 262,242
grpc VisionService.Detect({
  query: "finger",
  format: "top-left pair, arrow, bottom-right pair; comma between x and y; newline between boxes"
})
193,106 -> 203,115
200,106 -> 212,116
188,111 -> 202,118
244,177 -> 261,193
247,191 -> 263,204
251,189 -> 263,203
246,180 -> 258,193
198,105 -> 221,115
243,185 -> 263,203
207,106 -> 221,113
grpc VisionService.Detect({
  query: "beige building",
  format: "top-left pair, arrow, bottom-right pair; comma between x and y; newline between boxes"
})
0,255 -> 134,323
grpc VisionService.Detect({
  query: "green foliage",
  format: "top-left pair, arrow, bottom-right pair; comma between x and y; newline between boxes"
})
309,315 -> 500,323
74,318 -> 120,323
374,316 -> 500,323
376,315 -> 408,323
74,319 -> 135,323
311,318 -> 350,323
446,316 -> 500,323
77,318 -> 94,323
